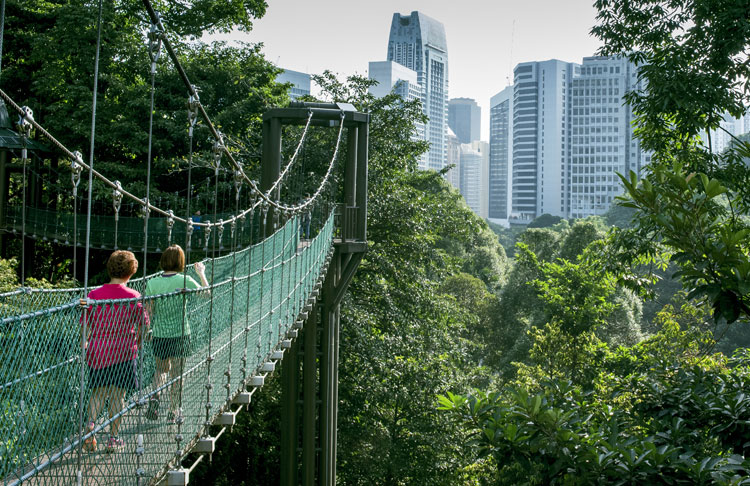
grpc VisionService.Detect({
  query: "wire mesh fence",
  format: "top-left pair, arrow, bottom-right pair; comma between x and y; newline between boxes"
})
3,206 -> 256,253
0,212 -> 334,485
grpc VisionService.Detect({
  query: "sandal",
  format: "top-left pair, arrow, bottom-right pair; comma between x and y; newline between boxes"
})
82,421 -> 97,452
145,396 -> 160,421
105,436 -> 124,454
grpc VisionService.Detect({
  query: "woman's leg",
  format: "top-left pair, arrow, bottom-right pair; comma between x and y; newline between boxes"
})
153,354 -> 171,390
107,386 -> 126,437
87,386 -> 107,423
167,356 -> 185,412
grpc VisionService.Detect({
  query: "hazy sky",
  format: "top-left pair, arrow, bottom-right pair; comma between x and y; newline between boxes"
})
213,0 -> 603,140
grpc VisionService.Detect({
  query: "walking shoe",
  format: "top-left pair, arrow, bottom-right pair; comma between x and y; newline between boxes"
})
145,396 -> 159,421
105,436 -> 124,453
82,421 -> 97,452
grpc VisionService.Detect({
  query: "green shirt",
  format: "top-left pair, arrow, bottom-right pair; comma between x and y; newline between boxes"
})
144,273 -> 201,338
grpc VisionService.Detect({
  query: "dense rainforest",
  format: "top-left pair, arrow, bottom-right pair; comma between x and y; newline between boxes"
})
4,0 -> 750,485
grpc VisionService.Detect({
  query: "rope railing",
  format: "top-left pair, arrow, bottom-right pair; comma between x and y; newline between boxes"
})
0,85 -> 342,231
0,212 -> 335,485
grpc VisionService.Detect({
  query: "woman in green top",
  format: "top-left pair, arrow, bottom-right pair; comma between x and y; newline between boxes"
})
144,245 -> 209,422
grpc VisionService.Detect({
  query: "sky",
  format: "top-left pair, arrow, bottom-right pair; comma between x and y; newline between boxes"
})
212,0 -> 603,141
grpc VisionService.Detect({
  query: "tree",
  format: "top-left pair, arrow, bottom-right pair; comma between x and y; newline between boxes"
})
592,0 -> 750,324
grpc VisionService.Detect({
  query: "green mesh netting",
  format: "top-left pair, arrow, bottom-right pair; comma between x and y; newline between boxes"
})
0,212 -> 334,485
4,205 -> 255,253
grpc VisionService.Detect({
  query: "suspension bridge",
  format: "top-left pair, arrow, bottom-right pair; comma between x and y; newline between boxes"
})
0,1 -> 370,485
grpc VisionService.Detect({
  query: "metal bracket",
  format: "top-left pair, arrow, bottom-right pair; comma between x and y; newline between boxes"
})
250,375 -> 265,387
271,349 -> 284,360
233,388 -> 255,405
261,361 -> 276,373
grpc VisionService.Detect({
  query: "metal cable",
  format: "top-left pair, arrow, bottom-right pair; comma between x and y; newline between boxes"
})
77,0 -> 104,482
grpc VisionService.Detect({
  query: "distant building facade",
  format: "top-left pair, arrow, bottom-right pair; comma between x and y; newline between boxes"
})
568,56 -> 649,218
388,11 -> 449,171
472,140 -> 490,218
449,98 -> 481,144
445,128 -> 461,190
459,143 -> 482,214
512,60 -> 577,220
489,86 -> 513,221
368,61 -> 426,165
277,69 -> 311,101
490,56 -> 650,222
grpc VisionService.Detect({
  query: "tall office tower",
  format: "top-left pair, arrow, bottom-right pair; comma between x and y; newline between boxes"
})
705,112 -> 745,154
471,140 -> 490,218
445,128 -> 461,190
449,98 -> 481,143
512,60 -> 578,220
489,86 -> 513,221
277,69 -> 311,101
459,143 -> 482,214
569,56 -> 649,218
368,61 -> 426,166
388,11 -> 449,171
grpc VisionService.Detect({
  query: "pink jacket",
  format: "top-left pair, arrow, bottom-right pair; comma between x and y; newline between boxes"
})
81,284 -> 149,369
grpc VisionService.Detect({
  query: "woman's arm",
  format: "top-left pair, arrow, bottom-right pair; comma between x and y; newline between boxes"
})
194,261 -> 210,288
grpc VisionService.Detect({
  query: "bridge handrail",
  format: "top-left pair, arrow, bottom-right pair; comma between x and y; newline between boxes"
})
0,212 -> 334,485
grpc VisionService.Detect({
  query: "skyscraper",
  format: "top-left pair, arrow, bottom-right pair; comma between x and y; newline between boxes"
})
368,61 -> 426,164
512,60 -> 577,220
449,98 -> 480,143
445,127 -> 461,190
568,56 -> 648,218
277,69 -> 311,101
459,143 -> 482,214
388,11 -> 449,171
489,86 -> 513,221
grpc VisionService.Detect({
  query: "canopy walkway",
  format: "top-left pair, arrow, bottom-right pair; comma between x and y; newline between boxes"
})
3,205 -> 263,252
1,214 -> 334,485
0,0 -> 371,483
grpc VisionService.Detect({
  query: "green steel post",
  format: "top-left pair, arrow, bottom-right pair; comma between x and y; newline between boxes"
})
0,150 -> 6,257
261,117 -> 281,235
302,303 -> 318,485
320,251 -> 341,486
355,122 -> 369,242
344,127 -> 358,240
281,336 -> 300,486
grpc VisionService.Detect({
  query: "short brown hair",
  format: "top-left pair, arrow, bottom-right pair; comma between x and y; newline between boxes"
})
107,250 -> 139,279
160,245 -> 185,272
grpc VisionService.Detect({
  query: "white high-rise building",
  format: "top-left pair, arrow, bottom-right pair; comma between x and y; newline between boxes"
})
277,69 -> 311,101
388,11 -> 449,171
512,60 -> 577,220
368,61 -> 426,163
569,56 -> 649,218
489,86 -> 513,222
492,56 -> 650,222
459,143 -> 482,214
445,128 -> 461,190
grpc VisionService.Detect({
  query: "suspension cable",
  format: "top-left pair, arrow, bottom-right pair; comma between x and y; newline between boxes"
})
77,0 -> 104,481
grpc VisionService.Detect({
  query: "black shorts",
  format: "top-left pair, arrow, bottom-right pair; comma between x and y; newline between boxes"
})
152,336 -> 192,359
88,360 -> 139,391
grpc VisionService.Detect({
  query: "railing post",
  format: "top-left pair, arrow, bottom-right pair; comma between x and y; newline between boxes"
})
302,303 -> 318,485
261,118 -> 281,236
343,126 -> 358,241
355,122 -> 368,242
280,334 -> 300,486
0,150 -> 7,257
319,251 -> 341,486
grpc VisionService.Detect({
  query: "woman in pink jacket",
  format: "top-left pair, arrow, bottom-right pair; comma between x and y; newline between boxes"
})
81,250 -> 148,453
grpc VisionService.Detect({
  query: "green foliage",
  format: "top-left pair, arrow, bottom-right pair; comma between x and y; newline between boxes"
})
617,163 -> 750,324
442,322 -> 750,485
527,213 -> 563,229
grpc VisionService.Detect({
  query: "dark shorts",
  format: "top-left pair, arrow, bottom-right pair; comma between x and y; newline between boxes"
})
88,360 -> 139,391
153,336 -> 192,359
